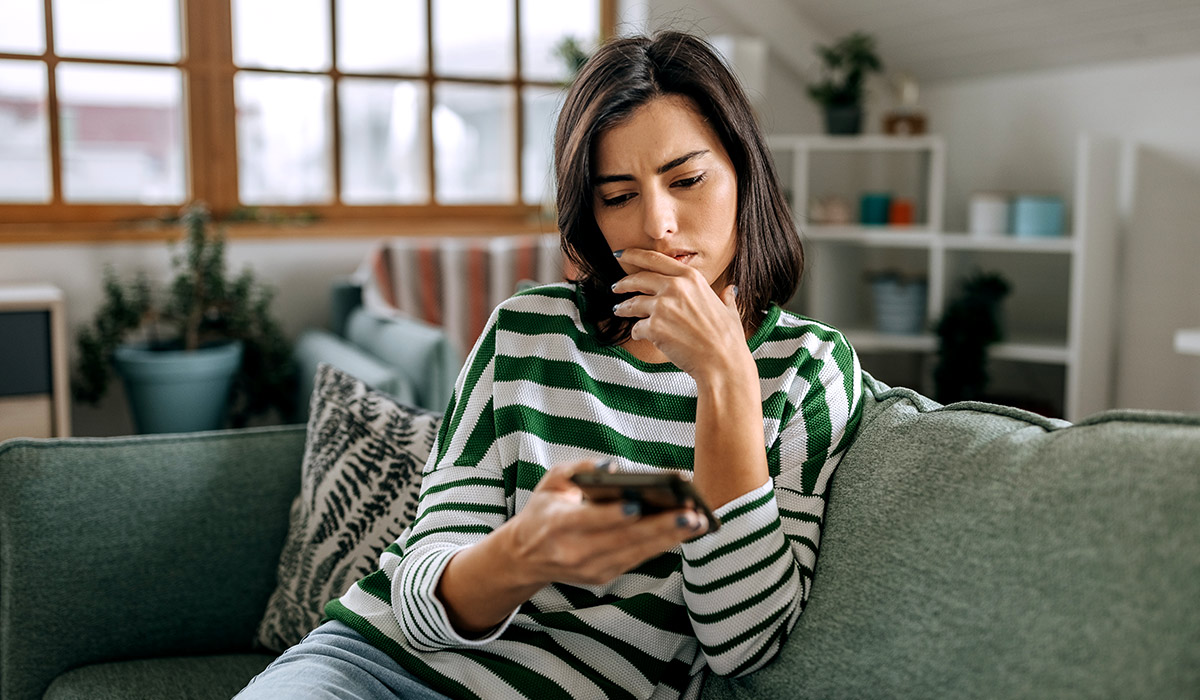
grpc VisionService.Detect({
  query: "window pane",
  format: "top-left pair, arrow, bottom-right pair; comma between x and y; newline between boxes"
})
433,0 -> 514,79
336,0 -> 425,75
340,78 -> 428,204
57,63 -> 186,203
233,0 -> 330,71
236,72 -> 332,204
0,61 -> 50,202
0,0 -> 45,54
434,83 -> 514,203
522,85 -> 562,205
53,0 -> 180,62
521,0 -> 599,82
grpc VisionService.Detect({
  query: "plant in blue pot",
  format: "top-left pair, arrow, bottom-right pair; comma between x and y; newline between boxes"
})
806,31 -> 883,135
73,204 -> 295,433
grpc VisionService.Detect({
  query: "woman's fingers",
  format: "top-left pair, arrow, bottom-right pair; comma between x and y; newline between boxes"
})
555,508 -> 709,585
611,247 -> 691,278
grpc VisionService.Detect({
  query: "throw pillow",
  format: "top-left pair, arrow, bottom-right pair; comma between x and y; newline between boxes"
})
255,362 -> 441,652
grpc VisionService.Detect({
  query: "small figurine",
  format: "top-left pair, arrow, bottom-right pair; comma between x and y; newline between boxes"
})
809,195 -> 854,225
883,73 -> 927,136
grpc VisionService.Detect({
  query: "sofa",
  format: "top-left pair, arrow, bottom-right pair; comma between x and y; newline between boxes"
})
291,279 -> 461,419
2,374 -> 1198,699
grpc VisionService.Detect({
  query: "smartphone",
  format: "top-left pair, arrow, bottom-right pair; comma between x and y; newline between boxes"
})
571,471 -> 720,533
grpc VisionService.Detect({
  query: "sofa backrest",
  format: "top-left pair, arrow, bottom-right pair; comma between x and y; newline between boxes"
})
0,425 -> 306,700
704,376 -> 1200,699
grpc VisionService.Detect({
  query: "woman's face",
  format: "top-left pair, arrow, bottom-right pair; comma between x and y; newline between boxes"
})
591,95 -> 739,289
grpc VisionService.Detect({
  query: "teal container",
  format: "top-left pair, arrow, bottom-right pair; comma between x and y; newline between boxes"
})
114,341 -> 243,434
1012,195 -> 1066,237
860,193 -> 892,226
871,278 -> 928,335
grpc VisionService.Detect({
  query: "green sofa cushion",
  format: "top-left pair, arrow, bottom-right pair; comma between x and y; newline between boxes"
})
42,654 -> 276,700
703,378 -> 1200,699
0,426 -> 305,700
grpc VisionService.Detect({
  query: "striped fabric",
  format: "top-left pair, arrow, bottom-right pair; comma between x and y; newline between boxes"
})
327,283 -> 863,700
357,235 -> 566,357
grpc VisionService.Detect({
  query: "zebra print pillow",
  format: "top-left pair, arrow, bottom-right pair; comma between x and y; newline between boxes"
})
255,362 -> 441,652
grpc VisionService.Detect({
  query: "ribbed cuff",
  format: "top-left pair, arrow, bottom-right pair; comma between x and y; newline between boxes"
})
395,544 -> 520,651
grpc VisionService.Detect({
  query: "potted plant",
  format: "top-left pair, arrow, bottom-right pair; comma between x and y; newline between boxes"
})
932,269 -> 1011,404
806,31 -> 884,135
73,203 -> 296,433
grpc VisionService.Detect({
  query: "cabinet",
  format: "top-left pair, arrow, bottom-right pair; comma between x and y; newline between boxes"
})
767,134 -> 1120,421
0,284 -> 71,439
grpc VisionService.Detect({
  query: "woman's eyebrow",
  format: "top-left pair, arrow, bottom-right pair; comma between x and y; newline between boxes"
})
593,149 -> 710,185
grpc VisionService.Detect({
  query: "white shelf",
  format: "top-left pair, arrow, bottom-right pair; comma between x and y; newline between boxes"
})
990,339 -> 1071,364
840,329 -> 936,353
771,132 -> 1121,421
804,229 -> 1078,255
840,330 -> 1069,364
769,134 -> 943,152
804,227 -> 938,247
940,234 -> 1078,254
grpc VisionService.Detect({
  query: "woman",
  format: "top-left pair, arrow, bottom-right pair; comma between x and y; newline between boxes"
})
238,30 -> 862,700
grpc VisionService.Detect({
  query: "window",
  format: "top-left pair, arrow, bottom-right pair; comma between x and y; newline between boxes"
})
0,0 -> 611,231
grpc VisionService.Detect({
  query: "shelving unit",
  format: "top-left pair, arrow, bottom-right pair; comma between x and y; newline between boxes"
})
0,284 -> 72,439
767,134 -> 1120,421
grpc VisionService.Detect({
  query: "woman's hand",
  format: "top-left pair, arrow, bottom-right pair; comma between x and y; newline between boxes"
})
611,248 -> 769,512
611,248 -> 748,380
502,459 -> 707,587
437,459 -> 706,636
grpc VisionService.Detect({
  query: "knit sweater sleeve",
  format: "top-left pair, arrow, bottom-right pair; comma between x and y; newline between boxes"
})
679,327 -> 863,677
391,314 -> 516,652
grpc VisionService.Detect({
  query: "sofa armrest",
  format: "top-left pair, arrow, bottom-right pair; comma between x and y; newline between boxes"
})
344,308 -> 461,412
329,276 -> 363,339
293,329 -> 417,421
0,425 -> 306,700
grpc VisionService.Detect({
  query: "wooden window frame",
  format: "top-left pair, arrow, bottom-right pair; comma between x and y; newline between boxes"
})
0,0 -> 616,241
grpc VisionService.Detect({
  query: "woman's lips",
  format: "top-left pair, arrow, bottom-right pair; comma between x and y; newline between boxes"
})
671,252 -> 696,264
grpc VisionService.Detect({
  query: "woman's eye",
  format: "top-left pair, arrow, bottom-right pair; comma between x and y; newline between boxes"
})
601,192 -> 635,207
672,173 -> 706,188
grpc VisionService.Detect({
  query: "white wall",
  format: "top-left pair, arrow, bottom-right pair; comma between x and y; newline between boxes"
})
0,237 -> 381,435
920,53 -> 1200,412
618,0 -> 826,134
629,0 -> 1200,413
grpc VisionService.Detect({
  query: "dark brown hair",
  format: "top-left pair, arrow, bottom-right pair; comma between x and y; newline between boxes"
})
555,30 -> 803,345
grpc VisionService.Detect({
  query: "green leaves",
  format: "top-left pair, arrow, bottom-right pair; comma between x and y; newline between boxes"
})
933,270 -> 1012,404
806,31 -> 884,107
72,202 -> 296,426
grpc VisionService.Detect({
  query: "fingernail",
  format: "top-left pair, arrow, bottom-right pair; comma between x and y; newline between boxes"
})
613,249 -> 624,259
732,285 -> 739,298
594,458 -> 612,471
610,282 -> 617,292
612,303 -> 621,314
676,514 -> 692,529
623,501 -> 641,517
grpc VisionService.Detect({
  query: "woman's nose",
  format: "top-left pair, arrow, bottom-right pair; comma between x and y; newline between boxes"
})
641,189 -> 677,239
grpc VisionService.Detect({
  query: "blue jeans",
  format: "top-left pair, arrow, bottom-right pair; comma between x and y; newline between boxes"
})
235,620 -> 452,700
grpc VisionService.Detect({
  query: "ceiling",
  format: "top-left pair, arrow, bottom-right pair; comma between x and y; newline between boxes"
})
784,0 -> 1200,82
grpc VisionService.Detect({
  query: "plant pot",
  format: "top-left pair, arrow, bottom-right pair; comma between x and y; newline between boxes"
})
870,278 -> 928,335
114,341 -> 243,434
823,105 -> 863,135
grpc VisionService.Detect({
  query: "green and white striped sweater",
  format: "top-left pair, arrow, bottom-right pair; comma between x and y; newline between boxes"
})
327,282 -> 863,700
